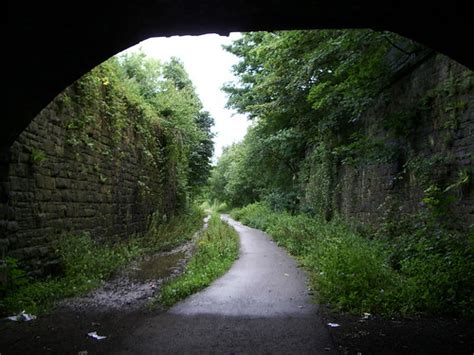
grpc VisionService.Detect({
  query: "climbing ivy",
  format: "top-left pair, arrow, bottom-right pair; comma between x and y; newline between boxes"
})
57,51 -> 214,213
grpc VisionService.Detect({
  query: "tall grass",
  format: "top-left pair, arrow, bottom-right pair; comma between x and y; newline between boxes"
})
1,207 -> 205,315
158,213 -> 239,307
231,202 -> 473,318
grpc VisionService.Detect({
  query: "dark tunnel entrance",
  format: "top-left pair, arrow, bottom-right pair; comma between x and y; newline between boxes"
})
3,2 -> 474,353
5,0 -> 473,149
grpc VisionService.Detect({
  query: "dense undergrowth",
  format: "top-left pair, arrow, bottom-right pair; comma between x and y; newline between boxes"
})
158,213 -> 239,308
0,207 -> 205,316
208,29 -> 473,320
231,202 -> 473,318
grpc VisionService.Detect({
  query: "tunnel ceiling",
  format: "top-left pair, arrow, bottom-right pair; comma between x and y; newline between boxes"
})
5,0 -> 473,149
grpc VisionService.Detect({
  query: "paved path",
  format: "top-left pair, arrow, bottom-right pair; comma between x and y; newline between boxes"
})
115,215 -> 336,354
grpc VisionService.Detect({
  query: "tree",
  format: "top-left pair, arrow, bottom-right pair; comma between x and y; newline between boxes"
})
119,51 -> 215,209
215,29 -> 424,214
188,111 -> 215,196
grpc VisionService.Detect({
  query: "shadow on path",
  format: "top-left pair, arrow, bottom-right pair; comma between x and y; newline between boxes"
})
1,215 -> 336,354
112,215 -> 336,353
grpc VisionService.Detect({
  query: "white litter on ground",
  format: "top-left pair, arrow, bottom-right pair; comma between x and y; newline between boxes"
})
327,322 -> 340,327
6,310 -> 37,322
87,331 -> 107,340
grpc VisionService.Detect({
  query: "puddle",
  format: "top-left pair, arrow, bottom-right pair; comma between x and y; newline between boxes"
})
128,251 -> 186,282
61,216 -> 209,312
61,245 -> 193,312
61,250 -> 189,312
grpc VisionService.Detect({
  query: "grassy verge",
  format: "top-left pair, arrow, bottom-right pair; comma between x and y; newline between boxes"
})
158,213 -> 239,308
200,200 -> 231,213
230,202 -> 473,318
0,207 -> 205,316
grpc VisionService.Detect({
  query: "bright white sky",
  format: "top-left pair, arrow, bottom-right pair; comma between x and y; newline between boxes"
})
122,33 -> 250,162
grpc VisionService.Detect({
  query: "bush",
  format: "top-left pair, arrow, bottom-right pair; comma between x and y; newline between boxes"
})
145,205 -> 205,252
377,212 -> 474,317
1,232 -> 140,315
230,202 -> 277,231
230,202 -> 473,318
314,235 -> 400,314
399,239 -> 474,317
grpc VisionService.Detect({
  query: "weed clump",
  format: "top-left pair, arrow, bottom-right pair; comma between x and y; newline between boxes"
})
231,202 -> 473,318
0,207 -> 205,315
158,213 -> 239,307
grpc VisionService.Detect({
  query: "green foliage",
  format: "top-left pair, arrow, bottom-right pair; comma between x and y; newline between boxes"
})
404,153 -> 455,188
213,29 -> 429,211
60,51 -> 214,212
298,142 -> 334,218
231,202 -> 473,318
1,232 -> 140,315
188,111 -> 215,196
213,29 -> 473,319
400,247 -> 473,316
30,148 -> 46,165
315,234 -> 399,314
422,184 -> 457,218
383,106 -> 420,139
158,213 -> 239,307
231,203 -> 279,231
0,257 -> 29,294
145,206 -> 206,252
400,153 -> 470,221
209,141 -> 260,207
215,29 -> 470,224
204,201 -> 230,213
377,211 -> 474,316
223,30 -> 407,129
333,133 -> 396,166
1,208 -> 205,315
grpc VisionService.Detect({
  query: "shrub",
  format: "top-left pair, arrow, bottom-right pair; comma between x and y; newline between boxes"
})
399,238 -> 474,317
314,235 -> 400,314
230,202 -> 473,318
230,202 -> 277,230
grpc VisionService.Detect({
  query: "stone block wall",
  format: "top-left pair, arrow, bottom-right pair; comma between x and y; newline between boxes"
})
0,98 -> 168,276
336,54 -> 473,228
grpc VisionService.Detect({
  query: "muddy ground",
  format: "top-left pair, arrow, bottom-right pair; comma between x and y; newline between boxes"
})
0,238 -> 196,354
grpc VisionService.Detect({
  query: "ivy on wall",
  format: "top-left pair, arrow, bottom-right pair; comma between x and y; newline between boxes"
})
58,53 -> 214,212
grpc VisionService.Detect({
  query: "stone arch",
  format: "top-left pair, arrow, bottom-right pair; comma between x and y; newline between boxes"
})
5,0 -> 473,150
